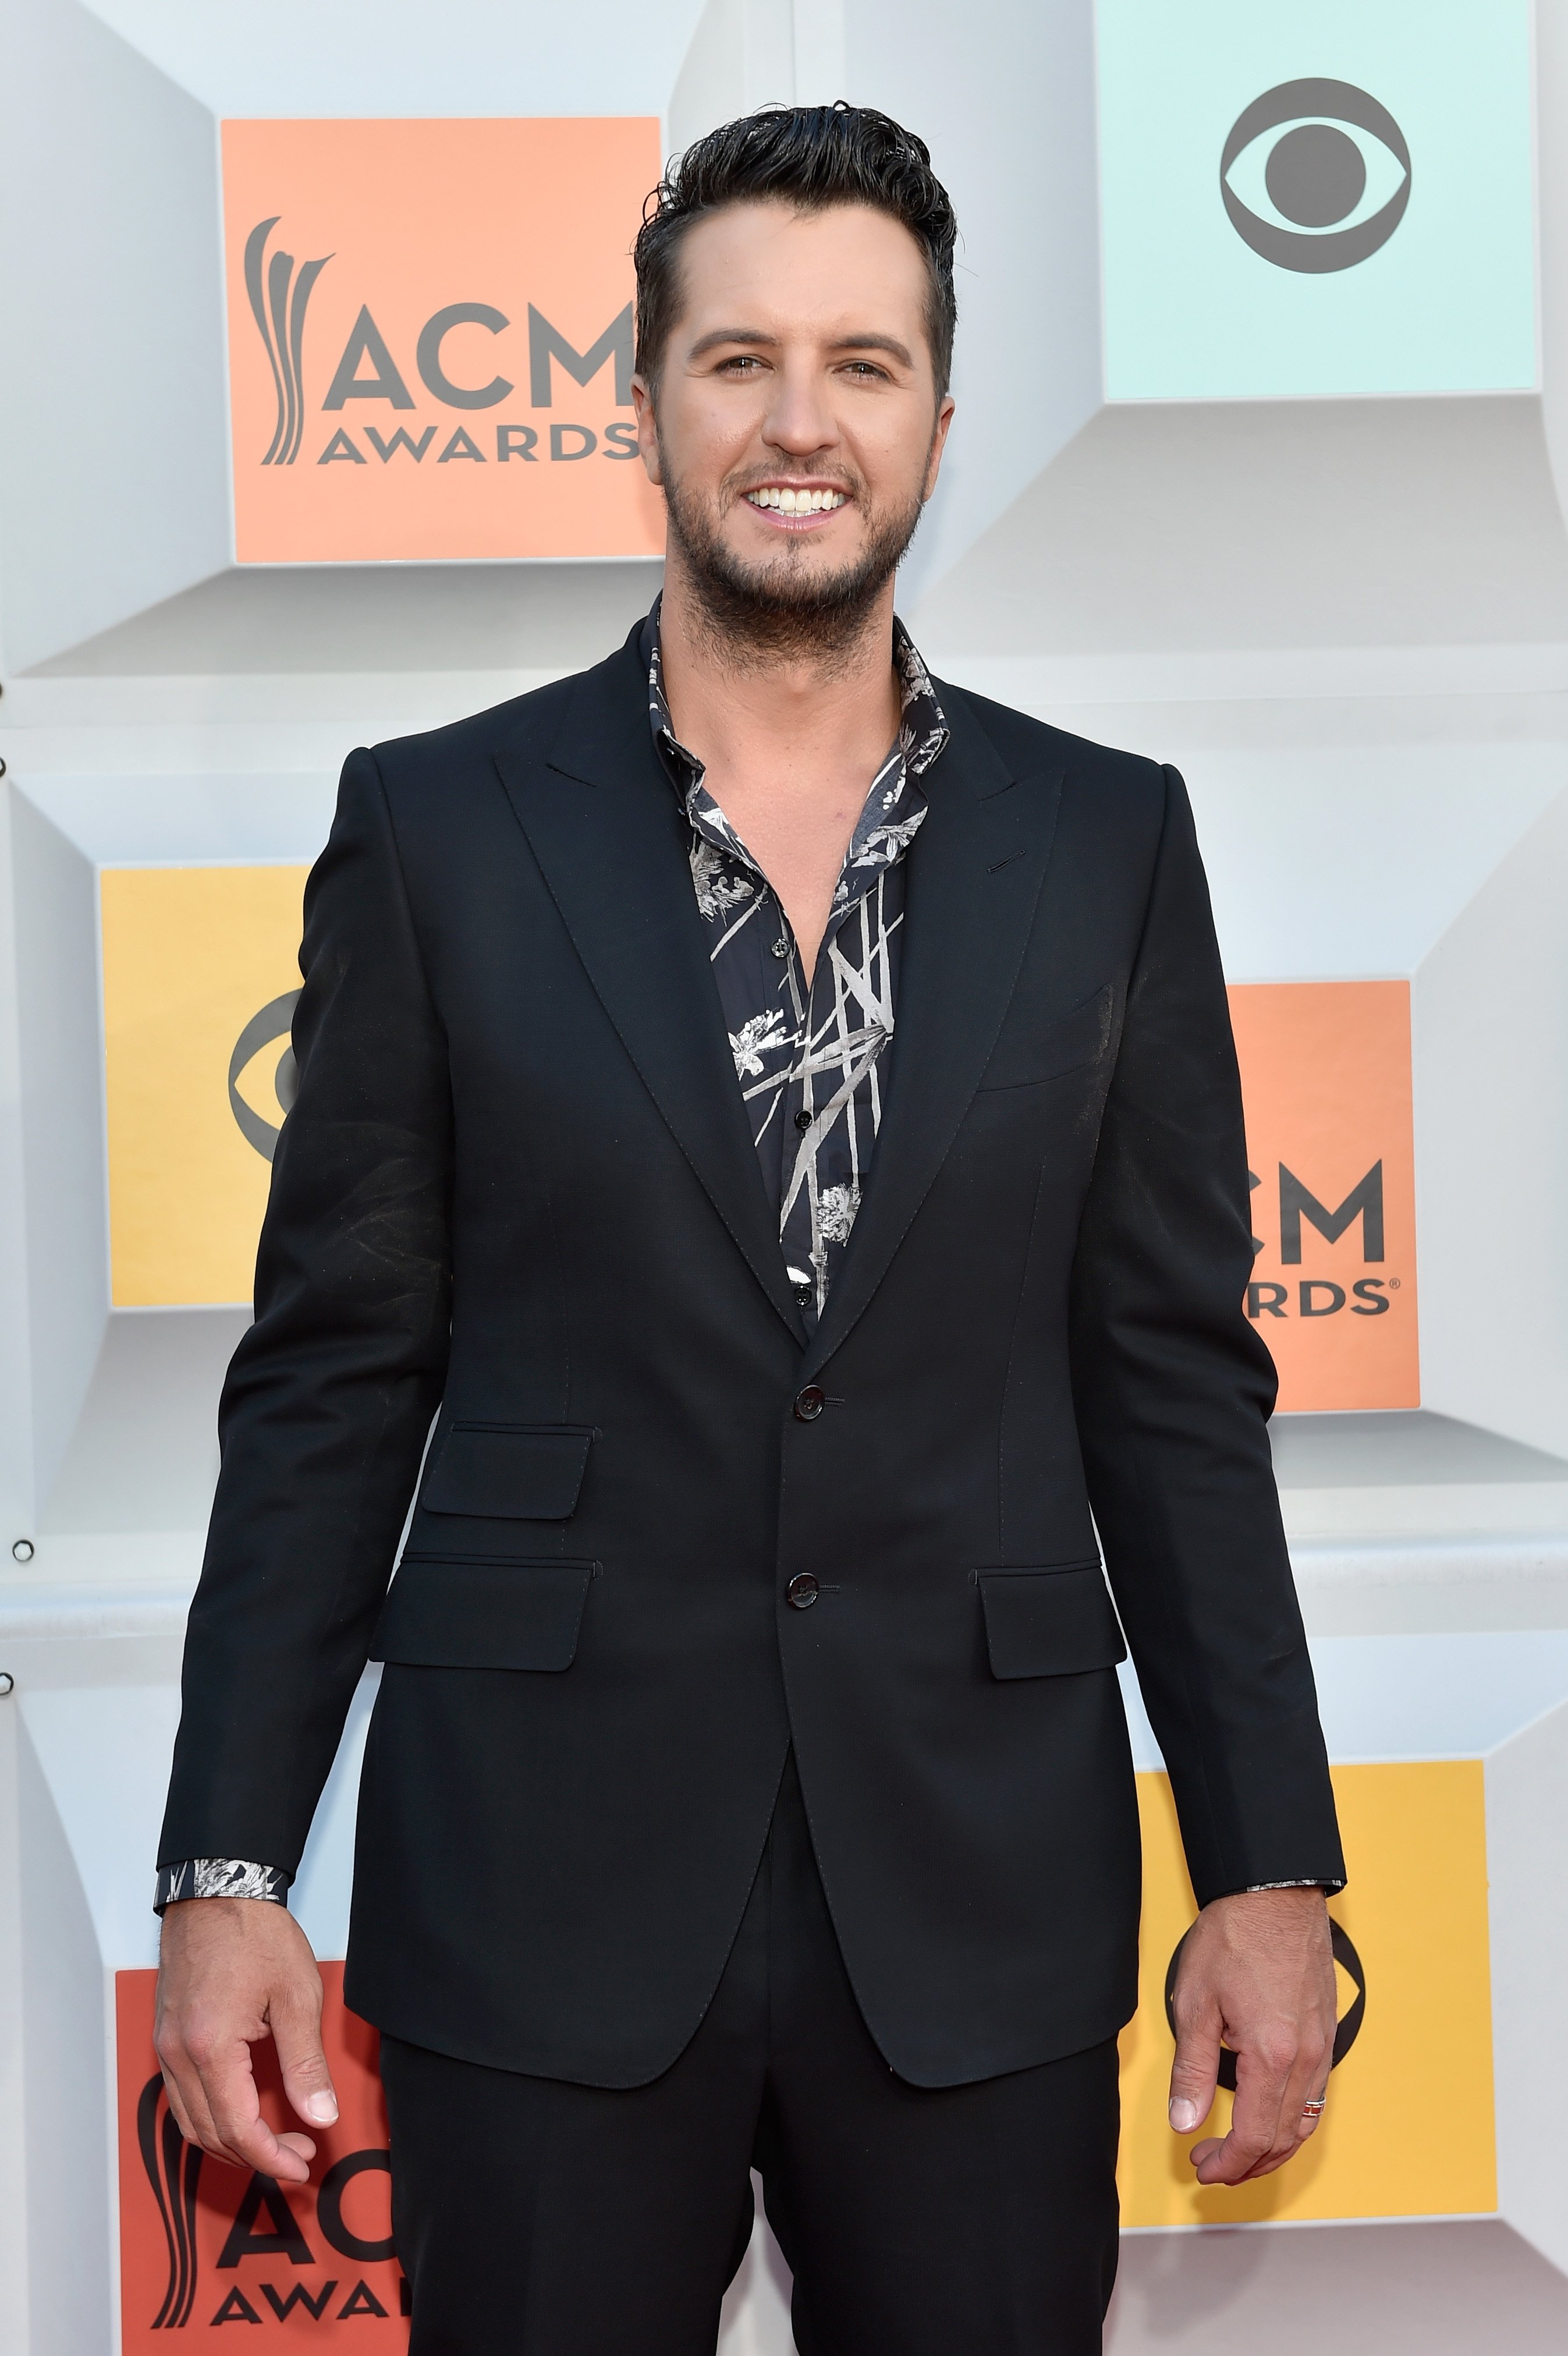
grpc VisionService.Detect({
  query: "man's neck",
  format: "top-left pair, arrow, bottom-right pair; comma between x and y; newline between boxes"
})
656,556 -> 902,796
655,554 -> 906,982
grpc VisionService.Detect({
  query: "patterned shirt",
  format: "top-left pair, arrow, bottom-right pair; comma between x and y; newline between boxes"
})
154,608 -> 949,1919
644,599 -> 949,1323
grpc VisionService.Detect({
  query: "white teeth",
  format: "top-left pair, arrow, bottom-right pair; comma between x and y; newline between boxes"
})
747,487 -> 846,512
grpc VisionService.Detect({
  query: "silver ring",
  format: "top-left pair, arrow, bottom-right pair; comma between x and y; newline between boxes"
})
1300,2098 -> 1327,2118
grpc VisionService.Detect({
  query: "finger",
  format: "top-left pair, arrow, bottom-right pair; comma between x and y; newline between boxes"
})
1167,2003 -> 1222,2136
269,1976 -> 339,2132
191,2032 -> 315,2184
1202,2028 -> 1332,2184
158,2059 -> 210,2153
157,2033 -> 231,2163
1193,2035 -> 1295,2185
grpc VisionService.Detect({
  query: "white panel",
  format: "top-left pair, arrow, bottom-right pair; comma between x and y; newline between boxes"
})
1487,1697 -> 1568,2274
82,0 -> 708,118
1186,747 -> 1563,983
0,0 -> 230,672
9,796 -> 109,1518
16,1727 -> 112,2356
1414,791 -> 1568,1458
845,0 -> 1102,607
791,0 -> 846,109
718,2200 -> 797,2356
40,1309 -> 248,1536
0,1698 -> 30,2356
1120,1632 -> 1568,1772
911,396 -> 1568,666
0,788 -> 36,1541
18,1668 -> 381,1971
23,771 -> 336,865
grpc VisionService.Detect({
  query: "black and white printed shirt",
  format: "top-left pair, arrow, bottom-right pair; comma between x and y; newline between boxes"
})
644,598 -> 949,1322
153,606 -> 949,1920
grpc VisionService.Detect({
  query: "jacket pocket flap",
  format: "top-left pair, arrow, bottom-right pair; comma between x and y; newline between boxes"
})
979,984 -> 1113,1092
976,1563 -> 1127,1679
419,1424 -> 593,1520
371,1556 -> 597,1671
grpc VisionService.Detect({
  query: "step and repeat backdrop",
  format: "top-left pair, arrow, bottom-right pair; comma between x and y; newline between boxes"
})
9,0 -> 1567,2348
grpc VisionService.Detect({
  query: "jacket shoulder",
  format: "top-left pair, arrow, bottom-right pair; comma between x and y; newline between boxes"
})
937,677 -> 1167,803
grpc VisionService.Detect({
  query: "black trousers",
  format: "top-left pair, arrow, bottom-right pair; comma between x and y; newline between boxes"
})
380,1754 -> 1120,2354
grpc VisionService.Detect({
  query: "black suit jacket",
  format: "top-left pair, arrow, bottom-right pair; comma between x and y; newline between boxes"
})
161,622 -> 1344,2088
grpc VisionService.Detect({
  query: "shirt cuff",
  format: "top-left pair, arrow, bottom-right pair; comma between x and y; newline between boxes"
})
1241,1877 -> 1346,1895
154,1859 -> 292,1915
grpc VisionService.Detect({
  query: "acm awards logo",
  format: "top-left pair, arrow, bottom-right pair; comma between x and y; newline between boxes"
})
136,2074 -> 401,2332
243,217 -> 637,474
1222,79 -> 1411,272
1246,1158 -> 1393,1326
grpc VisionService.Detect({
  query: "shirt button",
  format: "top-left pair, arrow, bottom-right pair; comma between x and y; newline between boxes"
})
771,938 -> 790,960
787,1573 -> 820,1610
793,1386 -> 826,1422
794,1109 -> 813,1132
793,1282 -> 814,1306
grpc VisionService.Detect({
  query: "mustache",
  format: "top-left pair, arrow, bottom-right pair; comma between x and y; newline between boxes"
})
722,467 -> 862,503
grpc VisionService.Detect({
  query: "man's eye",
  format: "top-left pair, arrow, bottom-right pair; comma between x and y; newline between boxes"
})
844,362 -> 885,380
721,355 -> 764,373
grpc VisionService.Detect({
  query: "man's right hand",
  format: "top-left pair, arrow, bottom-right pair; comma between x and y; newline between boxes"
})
155,1899 -> 339,2185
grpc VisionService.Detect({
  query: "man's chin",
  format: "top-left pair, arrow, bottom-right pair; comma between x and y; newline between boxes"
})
711,540 -> 879,616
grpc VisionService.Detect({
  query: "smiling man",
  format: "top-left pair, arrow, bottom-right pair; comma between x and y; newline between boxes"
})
154,107 -> 1345,2354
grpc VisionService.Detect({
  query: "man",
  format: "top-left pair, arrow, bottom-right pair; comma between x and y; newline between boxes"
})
155,105 -> 1345,2353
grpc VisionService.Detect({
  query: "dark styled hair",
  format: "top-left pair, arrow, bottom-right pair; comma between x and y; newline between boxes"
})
634,104 -> 958,396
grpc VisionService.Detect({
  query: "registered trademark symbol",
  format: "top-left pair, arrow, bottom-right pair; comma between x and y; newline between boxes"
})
1389,1278 -> 1401,1289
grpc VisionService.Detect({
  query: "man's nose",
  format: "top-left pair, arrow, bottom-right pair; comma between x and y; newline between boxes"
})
761,366 -> 838,456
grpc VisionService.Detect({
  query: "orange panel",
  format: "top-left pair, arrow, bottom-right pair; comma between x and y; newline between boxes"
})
118,1964 -> 407,2346
1229,980 -> 1418,1412
222,118 -> 666,563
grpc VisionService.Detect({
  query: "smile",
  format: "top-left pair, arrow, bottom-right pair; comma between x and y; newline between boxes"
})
744,487 -> 849,515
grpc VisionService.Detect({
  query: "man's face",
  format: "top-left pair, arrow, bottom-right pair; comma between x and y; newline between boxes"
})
633,200 -> 953,633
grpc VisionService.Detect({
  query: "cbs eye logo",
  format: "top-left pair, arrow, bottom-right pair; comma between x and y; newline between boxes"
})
229,991 -> 300,1162
1222,78 -> 1411,274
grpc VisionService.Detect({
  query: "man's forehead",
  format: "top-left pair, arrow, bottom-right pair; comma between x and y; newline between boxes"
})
676,199 -> 930,309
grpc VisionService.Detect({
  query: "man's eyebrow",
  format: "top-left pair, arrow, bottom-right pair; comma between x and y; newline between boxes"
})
686,328 -> 916,367
687,327 -> 781,357
826,332 -> 915,366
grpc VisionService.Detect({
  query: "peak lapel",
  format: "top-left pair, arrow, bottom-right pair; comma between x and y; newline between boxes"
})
802,699 -> 1065,1379
494,642 -> 806,1343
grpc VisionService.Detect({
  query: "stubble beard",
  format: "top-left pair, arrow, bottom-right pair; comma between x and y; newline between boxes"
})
658,432 -> 927,674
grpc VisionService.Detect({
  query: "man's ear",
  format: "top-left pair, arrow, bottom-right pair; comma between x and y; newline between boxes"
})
923,395 -> 956,504
630,375 -> 664,486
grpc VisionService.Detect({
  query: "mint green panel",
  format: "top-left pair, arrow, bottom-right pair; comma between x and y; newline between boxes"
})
1098,0 -> 1537,401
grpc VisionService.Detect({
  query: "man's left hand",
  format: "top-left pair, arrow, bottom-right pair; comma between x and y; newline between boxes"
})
1167,1886 -> 1336,2185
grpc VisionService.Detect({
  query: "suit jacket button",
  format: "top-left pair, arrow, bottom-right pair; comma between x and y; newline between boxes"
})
793,1386 -> 826,1422
787,1574 -> 820,1610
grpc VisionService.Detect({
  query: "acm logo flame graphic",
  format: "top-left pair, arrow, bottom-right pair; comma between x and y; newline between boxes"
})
244,219 -> 332,466
136,2074 -> 204,2329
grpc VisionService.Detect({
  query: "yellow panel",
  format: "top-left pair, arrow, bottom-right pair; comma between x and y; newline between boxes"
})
1118,1760 -> 1495,2224
102,866 -> 308,1306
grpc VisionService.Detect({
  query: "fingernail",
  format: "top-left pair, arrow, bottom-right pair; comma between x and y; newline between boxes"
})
305,2093 -> 338,2125
1169,2098 -> 1201,2132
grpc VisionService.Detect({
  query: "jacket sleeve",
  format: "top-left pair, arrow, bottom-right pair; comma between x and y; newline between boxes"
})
1069,764 -> 1346,1905
158,748 -> 453,1876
